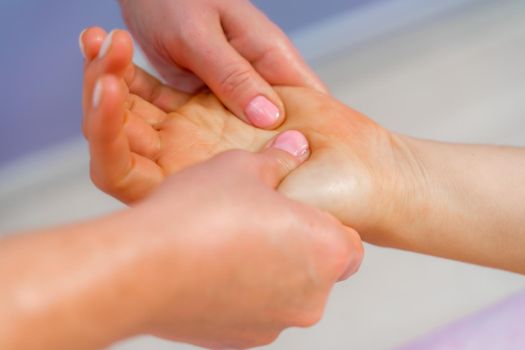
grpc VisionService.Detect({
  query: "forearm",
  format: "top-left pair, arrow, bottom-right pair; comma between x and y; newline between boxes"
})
387,136 -> 525,273
0,212 -> 153,350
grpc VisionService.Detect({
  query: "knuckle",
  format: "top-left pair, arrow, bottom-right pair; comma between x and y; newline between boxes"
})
252,331 -> 281,347
175,23 -> 204,46
328,228 -> 364,281
167,24 -> 207,61
231,331 -> 280,349
218,65 -> 253,97
332,244 -> 353,275
272,153 -> 295,174
215,149 -> 254,165
294,308 -> 324,328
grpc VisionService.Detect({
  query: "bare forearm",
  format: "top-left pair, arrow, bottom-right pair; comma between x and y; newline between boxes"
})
0,212 -> 150,350
389,137 -> 525,273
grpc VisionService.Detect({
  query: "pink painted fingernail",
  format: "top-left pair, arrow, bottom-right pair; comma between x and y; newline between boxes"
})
98,30 -> 114,59
270,130 -> 309,158
245,95 -> 280,128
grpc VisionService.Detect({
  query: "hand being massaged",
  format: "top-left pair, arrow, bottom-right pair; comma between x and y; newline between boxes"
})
81,28 -> 408,237
80,28 -> 525,274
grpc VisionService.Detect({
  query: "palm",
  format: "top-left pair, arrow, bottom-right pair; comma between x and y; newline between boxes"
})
83,29 -> 401,232
154,93 -> 273,173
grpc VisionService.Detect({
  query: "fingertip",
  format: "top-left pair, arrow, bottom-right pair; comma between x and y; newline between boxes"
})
97,29 -> 134,74
267,130 -> 310,161
80,27 -> 107,61
257,130 -> 310,187
245,94 -> 285,129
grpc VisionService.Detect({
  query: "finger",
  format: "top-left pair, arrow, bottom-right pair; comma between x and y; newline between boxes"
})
256,130 -> 310,188
81,27 -> 190,114
79,26 -> 106,62
221,2 -> 327,93
82,29 -> 134,136
337,226 -> 364,282
89,76 -> 164,204
80,27 -> 108,121
124,64 -> 191,113
303,212 -> 364,284
140,44 -> 205,93
124,94 -> 166,126
122,109 -> 161,159
176,21 -> 285,129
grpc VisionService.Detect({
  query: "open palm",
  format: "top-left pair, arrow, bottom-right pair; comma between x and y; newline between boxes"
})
81,28 -> 414,237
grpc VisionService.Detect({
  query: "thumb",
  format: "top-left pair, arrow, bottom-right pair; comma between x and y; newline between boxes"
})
255,130 -> 310,188
179,31 -> 285,129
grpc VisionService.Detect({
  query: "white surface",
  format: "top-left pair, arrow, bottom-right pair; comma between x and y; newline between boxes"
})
1,1 -> 524,350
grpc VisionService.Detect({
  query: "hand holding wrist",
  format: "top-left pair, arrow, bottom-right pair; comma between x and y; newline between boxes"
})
112,137 -> 363,348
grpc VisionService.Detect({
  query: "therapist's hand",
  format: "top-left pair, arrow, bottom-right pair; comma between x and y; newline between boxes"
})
135,146 -> 362,349
118,0 -> 326,128
0,137 -> 363,350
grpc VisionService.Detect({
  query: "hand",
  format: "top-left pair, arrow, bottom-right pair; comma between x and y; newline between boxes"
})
80,28 -> 525,274
0,137 -> 363,350
130,146 -> 362,349
118,0 -> 326,128
80,28 -> 412,244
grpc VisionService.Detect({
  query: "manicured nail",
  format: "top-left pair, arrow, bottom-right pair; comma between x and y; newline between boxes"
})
93,79 -> 103,109
245,95 -> 280,128
79,29 -> 87,58
98,30 -> 114,59
270,130 -> 309,158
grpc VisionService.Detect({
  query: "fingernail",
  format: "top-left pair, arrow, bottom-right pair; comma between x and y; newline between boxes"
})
270,130 -> 309,158
79,29 -> 87,58
93,79 -> 103,109
98,30 -> 114,59
245,95 -> 280,128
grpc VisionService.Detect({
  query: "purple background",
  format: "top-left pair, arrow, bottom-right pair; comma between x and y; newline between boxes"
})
397,290 -> 525,350
0,1 -> 124,165
0,0 -> 374,166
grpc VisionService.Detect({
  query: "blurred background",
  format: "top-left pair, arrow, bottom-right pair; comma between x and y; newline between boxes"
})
1,0 -> 524,349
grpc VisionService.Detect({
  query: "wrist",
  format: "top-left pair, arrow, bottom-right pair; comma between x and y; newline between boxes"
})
0,212 -> 157,349
117,200 -> 196,338
70,212 -> 159,345
366,134 -> 438,249
97,211 -> 163,337
374,135 -> 468,257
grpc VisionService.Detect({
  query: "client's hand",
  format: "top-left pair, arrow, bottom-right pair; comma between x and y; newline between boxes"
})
80,28 -> 417,245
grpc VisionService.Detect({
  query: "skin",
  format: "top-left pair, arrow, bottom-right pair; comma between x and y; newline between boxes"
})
118,0 -> 326,128
81,28 -> 525,274
0,142 -> 363,350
